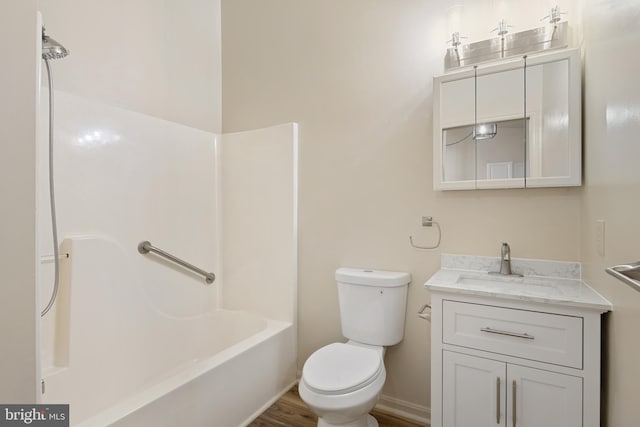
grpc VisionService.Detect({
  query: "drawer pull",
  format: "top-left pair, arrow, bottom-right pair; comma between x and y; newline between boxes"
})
496,377 -> 501,424
512,380 -> 517,427
480,327 -> 535,340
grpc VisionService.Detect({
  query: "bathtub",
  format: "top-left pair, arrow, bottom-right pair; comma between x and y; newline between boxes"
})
37,116 -> 299,425
43,309 -> 296,427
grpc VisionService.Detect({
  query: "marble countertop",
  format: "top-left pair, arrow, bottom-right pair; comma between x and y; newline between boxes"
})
425,254 -> 612,312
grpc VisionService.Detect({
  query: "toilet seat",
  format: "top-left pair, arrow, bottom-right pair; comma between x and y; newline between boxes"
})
302,343 -> 383,395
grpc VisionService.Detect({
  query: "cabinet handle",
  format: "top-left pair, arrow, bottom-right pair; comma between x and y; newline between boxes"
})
496,377 -> 501,424
480,327 -> 535,340
512,380 -> 517,427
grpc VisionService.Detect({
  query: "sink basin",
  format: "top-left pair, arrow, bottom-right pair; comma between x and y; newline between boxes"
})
456,274 -> 555,288
451,273 -> 571,300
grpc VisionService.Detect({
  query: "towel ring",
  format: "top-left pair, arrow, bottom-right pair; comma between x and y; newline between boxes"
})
409,217 -> 442,250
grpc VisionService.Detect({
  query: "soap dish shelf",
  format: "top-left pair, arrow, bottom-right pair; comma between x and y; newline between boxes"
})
606,262 -> 640,294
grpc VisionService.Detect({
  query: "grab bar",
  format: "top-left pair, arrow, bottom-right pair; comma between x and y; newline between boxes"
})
40,252 -> 70,263
606,261 -> 640,294
137,241 -> 216,284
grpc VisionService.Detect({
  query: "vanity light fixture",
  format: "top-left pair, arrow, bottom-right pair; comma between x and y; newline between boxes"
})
542,5 -> 567,40
491,0 -> 513,57
447,31 -> 466,67
444,3 -> 569,71
448,31 -> 465,50
492,18 -> 513,58
493,19 -> 511,37
446,5 -> 466,67
543,5 -> 565,26
473,123 -> 498,140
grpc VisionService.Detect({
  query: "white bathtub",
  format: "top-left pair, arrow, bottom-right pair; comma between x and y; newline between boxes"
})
38,116 -> 299,426
43,309 -> 296,427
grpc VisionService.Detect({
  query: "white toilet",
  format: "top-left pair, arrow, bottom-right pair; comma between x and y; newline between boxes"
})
299,267 -> 411,427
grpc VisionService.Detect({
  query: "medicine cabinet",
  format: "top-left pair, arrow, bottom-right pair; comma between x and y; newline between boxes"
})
433,48 -> 581,190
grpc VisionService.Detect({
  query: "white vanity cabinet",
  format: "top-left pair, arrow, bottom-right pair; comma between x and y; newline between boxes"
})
443,351 -> 582,427
428,291 -> 609,427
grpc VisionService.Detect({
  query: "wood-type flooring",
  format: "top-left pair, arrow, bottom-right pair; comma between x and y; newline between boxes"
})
248,385 -> 427,427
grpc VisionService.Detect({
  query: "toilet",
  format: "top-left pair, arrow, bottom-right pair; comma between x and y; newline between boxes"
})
299,267 -> 411,427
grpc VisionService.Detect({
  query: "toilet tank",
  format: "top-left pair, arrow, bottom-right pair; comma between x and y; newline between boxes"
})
335,268 -> 411,346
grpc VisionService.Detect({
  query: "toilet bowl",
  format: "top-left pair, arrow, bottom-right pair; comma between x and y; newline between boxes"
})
299,342 -> 386,427
299,268 -> 411,427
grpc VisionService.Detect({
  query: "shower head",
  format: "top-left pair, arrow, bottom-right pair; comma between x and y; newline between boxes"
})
42,29 -> 69,60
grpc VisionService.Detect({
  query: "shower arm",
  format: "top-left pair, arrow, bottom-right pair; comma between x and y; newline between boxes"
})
137,241 -> 216,284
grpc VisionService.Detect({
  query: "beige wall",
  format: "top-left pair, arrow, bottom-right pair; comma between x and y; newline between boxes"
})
222,0 -> 582,410
0,0 -> 39,402
6,0 -> 637,419
580,1 -> 640,426
38,0 -> 222,133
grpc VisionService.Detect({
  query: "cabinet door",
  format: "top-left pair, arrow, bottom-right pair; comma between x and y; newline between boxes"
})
475,63 -> 527,189
440,76 -> 476,187
443,351 -> 506,427
507,364 -> 582,427
433,48 -> 581,190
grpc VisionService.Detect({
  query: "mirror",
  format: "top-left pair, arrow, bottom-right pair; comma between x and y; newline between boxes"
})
525,59 -> 571,182
433,48 -> 581,190
475,63 -> 526,188
442,119 -> 529,186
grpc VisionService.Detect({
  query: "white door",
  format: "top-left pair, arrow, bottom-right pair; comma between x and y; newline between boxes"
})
507,364 -> 582,427
442,351 -> 506,427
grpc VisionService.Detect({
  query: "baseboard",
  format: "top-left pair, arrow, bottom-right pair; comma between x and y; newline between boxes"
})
375,394 -> 431,426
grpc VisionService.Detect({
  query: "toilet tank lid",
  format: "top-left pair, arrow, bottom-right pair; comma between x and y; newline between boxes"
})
335,268 -> 411,287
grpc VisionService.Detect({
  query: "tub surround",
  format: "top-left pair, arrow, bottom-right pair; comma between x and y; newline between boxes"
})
37,89 -> 298,425
221,123 -> 298,323
42,237 -> 297,427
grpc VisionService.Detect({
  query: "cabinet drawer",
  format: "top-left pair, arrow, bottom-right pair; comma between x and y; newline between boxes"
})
442,300 -> 583,368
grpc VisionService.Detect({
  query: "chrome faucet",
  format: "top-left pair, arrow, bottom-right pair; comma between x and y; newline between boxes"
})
500,242 -> 513,275
491,242 -> 522,276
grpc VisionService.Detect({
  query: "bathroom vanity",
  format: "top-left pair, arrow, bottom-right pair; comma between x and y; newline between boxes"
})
425,255 -> 611,427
